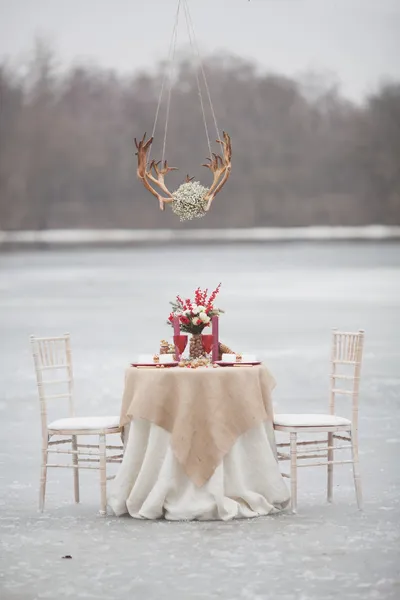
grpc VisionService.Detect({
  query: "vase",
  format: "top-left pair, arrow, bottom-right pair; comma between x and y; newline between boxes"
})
189,334 -> 204,359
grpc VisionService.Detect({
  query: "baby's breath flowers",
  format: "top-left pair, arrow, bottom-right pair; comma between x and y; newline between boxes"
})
171,181 -> 209,221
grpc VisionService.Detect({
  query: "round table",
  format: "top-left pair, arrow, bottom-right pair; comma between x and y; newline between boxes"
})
107,364 -> 290,520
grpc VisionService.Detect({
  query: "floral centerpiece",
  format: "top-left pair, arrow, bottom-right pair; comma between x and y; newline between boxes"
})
168,284 -> 224,358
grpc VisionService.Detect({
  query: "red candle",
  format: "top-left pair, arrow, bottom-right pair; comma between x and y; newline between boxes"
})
212,316 -> 219,362
173,316 -> 180,337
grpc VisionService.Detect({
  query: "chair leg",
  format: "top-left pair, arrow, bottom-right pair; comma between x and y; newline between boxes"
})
99,434 -> 107,516
351,432 -> 363,510
290,432 -> 298,513
327,432 -> 334,503
39,437 -> 48,512
71,435 -> 80,503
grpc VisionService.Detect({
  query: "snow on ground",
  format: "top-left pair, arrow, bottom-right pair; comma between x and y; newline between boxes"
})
1,225 -> 400,245
0,242 -> 399,600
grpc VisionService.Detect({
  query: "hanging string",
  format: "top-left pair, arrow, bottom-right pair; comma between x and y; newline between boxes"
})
182,0 -> 212,159
183,0 -> 222,144
161,5 -> 180,164
147,0 -> 181,167
147,0 -> 222,168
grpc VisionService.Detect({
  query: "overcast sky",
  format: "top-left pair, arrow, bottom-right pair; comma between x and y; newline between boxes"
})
0,0 -> 399,101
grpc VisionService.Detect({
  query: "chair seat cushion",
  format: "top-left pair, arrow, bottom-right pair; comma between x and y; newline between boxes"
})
273,413 -> 351,427
48,416 -> 121,431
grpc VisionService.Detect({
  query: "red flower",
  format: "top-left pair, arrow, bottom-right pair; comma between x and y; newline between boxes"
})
195,287 -> 202,304
176,295 -> 186,309
208,282 -> 221,305
169,284 -> 222,332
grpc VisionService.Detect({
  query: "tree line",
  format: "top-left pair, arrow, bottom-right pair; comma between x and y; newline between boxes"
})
1,41 -> 399,230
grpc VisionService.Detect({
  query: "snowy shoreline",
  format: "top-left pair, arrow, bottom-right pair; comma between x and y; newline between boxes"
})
1,225 -> 400,247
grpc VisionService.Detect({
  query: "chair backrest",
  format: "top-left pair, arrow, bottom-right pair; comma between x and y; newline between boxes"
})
30,334 -> 74,435
329,329 -> 365,429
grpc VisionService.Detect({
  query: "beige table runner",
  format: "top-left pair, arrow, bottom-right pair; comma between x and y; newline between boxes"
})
120,365 -> 276,487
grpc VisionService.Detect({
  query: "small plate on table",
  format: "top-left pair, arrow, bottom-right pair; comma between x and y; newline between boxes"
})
130,362 -> 179,368
215,361 -> 261,367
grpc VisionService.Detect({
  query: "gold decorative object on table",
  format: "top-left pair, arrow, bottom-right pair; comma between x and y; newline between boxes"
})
159,340 -> 169,354
178,357 -> 211,369
218,342 -> 235,361
168,343 -> 178,361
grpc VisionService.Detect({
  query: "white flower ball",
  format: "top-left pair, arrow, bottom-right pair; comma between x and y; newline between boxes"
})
199,312 -> 208,322
192,317 -> 199,325
171,181 -> 209,221
192,305 -> 199,314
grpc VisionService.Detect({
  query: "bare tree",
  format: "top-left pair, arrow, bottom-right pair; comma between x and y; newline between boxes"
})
0,41 -> 399,230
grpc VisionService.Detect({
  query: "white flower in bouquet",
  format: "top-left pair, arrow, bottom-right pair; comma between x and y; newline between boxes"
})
192,317 -> 199,325
199,312 -> 209,322
197,305 -> 206,312
192,305 -> 199,314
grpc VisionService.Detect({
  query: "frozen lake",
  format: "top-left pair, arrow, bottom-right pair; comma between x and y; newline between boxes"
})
0,242 -> 399,599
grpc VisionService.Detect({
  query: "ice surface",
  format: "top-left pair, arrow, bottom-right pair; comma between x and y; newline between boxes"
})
0,242 -> 399,599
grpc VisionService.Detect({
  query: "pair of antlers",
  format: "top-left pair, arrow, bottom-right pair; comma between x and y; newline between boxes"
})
134,132 -> 232,211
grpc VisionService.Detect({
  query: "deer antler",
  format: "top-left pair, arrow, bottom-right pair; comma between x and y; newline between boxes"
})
147,160 -> 178,203
135,131 -> 231,213
134,134 -> 177,210
202,131 -> 232,211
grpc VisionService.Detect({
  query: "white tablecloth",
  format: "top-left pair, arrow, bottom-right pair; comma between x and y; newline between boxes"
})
107,420 -> 290,521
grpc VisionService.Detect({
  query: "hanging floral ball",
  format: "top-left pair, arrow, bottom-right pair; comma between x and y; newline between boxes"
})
171,181 -> 209,221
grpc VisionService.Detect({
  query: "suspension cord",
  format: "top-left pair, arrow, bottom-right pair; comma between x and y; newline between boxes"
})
161,6 -> 180,164
183,0 -> 222,144
148,0 -> 221,167
182,0 -> 212,158
147,0 -> 181,167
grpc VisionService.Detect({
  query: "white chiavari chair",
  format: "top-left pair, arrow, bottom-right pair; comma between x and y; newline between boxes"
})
274,329 -> 365,512
30,333 -> 123,515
